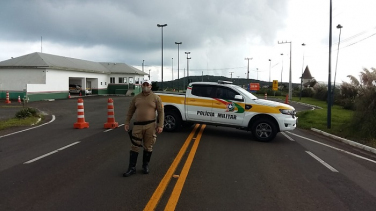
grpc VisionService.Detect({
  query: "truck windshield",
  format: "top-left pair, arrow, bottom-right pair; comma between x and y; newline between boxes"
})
233,86 -> 258,100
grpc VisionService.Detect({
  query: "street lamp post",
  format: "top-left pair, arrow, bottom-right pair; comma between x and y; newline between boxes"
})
142,60 -> 144,72
281,53 -> 284,87
333,24 -> 343,105
300,43 -> 306,100
245,58 -> 252,79
328,0 -> 333,129
278,41 -> 292,100
269,59 -> 272,89
172,57 -> 174,90
175,42 -> 182,92
185,52 -> 191,84
148,69 -> 151,80
157,23 -> 167,91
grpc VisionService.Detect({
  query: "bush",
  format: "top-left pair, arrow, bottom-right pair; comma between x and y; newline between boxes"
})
313,83 -> 328,101
301,88 -> 314,97
15,107 -> 39,119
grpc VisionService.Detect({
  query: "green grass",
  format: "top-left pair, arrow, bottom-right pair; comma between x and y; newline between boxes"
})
0,116 -> 42,131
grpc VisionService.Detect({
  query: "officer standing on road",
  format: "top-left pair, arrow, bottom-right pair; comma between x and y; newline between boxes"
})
123,80 -> 164,177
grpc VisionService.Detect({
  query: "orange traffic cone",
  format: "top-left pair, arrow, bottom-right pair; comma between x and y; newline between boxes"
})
5,91 -> 11,104
18,96 -> 21,103
264,93 -> 267,100
285,94 -> 289,104
68,93 -> 71,99
73,98 -> 89,129
104,98 -> 119,129
79,91 -> 82,96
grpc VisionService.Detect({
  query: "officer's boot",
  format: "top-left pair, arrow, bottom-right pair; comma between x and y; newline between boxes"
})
142,150 -> 153,174
123,151 -> 138,177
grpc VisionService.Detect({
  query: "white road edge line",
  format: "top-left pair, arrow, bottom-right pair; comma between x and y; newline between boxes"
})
104,123 -> 124,132
24,141 -> 80,164
0,115 -> 56,139
287,131 -> 376,164
281,132 -> 294,141
306,151 -> 339,172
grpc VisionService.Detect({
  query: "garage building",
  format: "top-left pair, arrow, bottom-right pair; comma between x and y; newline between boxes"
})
0,52 -> 147,101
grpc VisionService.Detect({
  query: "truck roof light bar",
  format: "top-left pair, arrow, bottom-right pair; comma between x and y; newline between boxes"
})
218,80 -> 233,84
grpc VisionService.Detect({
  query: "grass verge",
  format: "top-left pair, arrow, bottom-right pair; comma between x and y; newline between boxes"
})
0,116 -> 42,131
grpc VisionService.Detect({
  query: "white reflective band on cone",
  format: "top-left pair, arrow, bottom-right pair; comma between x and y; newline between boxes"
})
77,115 -> 85,118
107,115 -> 114,118
77,109 -> 84,112
107,103 -> 113,106
78,103 -> 84,106
107,109 -> 114,112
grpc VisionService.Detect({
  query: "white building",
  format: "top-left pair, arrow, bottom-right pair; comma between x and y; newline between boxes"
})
0,52 -> 147,101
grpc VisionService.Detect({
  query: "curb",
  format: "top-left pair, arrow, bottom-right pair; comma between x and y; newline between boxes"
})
311,128 -> 376,155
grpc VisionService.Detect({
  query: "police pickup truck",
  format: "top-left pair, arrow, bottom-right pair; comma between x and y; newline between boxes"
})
156,80 -> 297,142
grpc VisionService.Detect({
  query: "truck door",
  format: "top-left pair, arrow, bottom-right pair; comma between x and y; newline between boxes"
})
186,84 -> 215,122
212,86 -> 245,126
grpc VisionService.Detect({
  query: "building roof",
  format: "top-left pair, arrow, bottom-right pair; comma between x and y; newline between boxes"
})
0,52 -> 146,75
301,66 -> 314,79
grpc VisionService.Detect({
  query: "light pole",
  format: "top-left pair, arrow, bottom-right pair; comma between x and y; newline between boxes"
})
185,52 -> 191,84
333,24 -> 343,105
300,43 -> 306,100
157,23 -> 167,91
281,53 -> 284,88
245,58 -> 252,79
175,42 -> 182,92
172,57 -> 174,90
269,59 -> 271,88
230,72 -> 234,81
278,41 -> 292,100
148,69 -> 151,80
327,0 -> 333,129
142,60 -> 144,73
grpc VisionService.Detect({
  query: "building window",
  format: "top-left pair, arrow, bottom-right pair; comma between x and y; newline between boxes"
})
110,77 -> 115,83
124,77 -> 127,83
129,77 -> 134,84
101,82 -> 103,85
105,82 -> 107,85
119,78 -> 124,83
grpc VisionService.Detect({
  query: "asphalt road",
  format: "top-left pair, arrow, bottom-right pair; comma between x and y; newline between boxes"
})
1,96 -> 376,210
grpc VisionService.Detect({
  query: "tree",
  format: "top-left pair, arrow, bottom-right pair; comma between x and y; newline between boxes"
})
151,81 -> 160,91
348,68 -> 376,140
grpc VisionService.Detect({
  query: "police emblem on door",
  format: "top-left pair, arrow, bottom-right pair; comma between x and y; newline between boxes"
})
226,102 -> 235,112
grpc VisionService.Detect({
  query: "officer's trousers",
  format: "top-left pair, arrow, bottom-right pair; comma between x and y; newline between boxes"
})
131,122 -> 157,152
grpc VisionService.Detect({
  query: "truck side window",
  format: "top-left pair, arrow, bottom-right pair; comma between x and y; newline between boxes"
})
215,87 -> 242,101
192,85 -> 213,98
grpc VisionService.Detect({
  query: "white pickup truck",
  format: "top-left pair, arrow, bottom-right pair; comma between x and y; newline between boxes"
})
156,81 -> 297,142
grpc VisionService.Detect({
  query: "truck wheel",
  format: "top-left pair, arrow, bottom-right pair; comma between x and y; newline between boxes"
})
164,110 -> 181,132
251,119 -> 277,142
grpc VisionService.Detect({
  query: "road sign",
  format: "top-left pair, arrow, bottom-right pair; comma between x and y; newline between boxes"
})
272,80 -> 278,91
249,83 -> 260,91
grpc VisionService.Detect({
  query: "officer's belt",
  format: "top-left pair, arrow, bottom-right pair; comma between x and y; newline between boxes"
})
134,120 -> 155,125
128,130 -> 143,147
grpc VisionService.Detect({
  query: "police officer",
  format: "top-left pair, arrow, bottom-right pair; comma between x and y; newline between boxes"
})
124,80 -> 164,177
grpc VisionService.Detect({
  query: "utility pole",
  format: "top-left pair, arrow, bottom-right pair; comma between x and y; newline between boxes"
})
245,58 -> 252,79
278,41 -> 292,100
327,0 -> 333,129
230,71 -> 234,81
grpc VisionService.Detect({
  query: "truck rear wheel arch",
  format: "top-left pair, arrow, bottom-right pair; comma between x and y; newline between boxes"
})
164,106 -> 182,132
248,114 -> 280,142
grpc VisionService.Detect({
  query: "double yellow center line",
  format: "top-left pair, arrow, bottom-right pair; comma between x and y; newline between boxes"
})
144,124 -> 206,211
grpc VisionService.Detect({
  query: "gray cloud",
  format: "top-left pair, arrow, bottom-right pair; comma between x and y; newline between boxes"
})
0,0 -> 288,72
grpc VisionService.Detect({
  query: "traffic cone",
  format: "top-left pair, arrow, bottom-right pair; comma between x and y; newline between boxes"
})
73,98 -> 89,129
5,91 -> 11,104
68,93 -> 71,99
18,96 -> 21,103
264,93 -> 267,100
285,94 -> 289,104
79,91 -> 82,96
104,98 -> 119,129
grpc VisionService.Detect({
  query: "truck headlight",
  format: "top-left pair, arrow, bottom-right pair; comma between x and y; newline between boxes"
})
279,109 -> 296,116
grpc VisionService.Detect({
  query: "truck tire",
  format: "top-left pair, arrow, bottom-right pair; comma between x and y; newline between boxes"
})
164,110 -> 182,132
251,118 -> 277,142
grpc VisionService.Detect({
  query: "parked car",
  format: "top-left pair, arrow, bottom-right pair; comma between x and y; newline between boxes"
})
69,84 -> 81,94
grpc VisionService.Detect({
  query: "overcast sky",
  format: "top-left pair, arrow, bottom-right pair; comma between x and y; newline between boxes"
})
1,0 -> 375,84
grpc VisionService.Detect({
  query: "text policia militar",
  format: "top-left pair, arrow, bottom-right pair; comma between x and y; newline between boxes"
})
197,110 -> 237,120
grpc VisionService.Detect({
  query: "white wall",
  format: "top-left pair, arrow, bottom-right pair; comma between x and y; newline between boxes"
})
0,68 -> 46,91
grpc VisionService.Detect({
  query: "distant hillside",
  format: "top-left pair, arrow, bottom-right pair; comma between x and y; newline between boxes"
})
156,75 -> 299,90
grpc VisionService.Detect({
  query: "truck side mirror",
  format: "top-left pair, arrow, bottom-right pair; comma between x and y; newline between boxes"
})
234,95 -> 243,101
